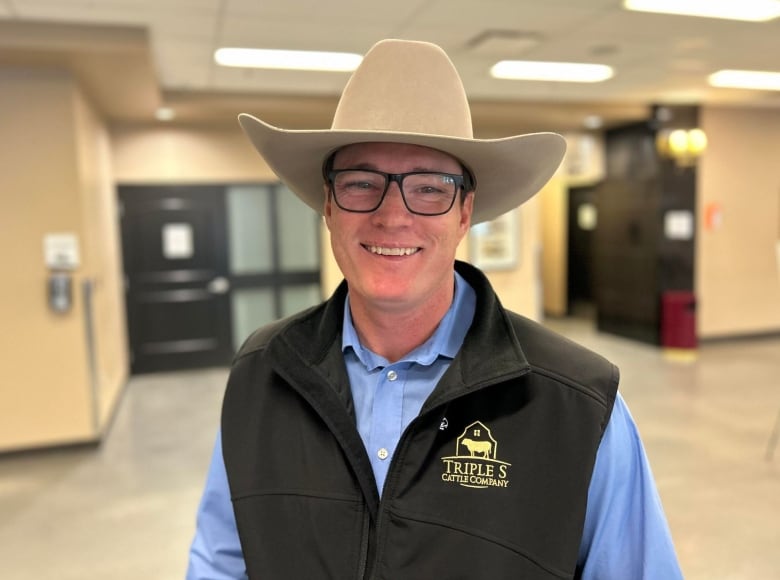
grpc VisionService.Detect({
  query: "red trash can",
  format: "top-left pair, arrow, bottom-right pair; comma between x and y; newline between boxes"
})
661,291 -> 697,348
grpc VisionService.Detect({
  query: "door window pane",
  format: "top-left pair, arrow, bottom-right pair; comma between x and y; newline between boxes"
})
231,288 -> 275,349
280,284 -> 322,318
277,185 -> 319,270
227,185 -> 273,274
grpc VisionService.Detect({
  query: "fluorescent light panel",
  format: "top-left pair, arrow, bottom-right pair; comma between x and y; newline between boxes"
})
214,48 -> 362,72
708,69 -> 780,91
624,0 -> 780,22
491,61 -> 613,83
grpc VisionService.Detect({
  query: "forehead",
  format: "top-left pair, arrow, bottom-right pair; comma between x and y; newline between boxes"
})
331,142 -> 462,171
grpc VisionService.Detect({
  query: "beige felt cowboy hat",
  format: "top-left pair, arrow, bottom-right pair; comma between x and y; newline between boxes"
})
238,39 -> 566,224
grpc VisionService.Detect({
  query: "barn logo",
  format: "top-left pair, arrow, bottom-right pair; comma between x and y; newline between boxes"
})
440,421 -> 512,489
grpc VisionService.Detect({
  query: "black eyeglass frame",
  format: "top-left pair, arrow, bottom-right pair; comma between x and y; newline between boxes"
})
326,169 -> 469,216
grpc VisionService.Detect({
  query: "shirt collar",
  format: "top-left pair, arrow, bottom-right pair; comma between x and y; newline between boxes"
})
342,271 -> 476,370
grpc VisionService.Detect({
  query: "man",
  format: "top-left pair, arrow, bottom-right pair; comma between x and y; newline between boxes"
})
187,39 -> 682,579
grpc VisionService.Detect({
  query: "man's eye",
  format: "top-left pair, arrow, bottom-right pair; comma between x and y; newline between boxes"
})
410,179 -> 450,194
344,180 -> 379,191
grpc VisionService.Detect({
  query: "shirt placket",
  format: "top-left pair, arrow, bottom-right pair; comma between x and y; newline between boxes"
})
369,364 -> 405,494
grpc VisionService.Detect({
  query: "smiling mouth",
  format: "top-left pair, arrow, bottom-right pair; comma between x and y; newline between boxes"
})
363,245 -> 421,256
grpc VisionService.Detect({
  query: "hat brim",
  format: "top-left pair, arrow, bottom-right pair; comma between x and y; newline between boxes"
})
238,113 -> 566,224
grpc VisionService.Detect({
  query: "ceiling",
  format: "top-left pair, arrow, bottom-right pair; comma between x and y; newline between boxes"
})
1,0 -> 779,133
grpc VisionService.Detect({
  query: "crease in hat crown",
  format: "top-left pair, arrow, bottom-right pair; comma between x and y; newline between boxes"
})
237,38 -> 567,225
330,39 -> 474,139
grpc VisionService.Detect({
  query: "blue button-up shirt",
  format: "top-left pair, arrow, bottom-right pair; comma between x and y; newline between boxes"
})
187,274 -> 683,579
343,272 -> 476,493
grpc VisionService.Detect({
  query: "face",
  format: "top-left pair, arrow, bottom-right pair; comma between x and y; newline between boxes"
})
324,142 -> 474,316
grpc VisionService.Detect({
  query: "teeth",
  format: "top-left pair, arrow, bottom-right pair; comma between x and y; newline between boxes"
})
367,246 -> 419,256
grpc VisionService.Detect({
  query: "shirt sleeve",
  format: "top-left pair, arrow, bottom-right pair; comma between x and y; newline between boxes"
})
577,393 -> 684,579
186,430 -> 247,580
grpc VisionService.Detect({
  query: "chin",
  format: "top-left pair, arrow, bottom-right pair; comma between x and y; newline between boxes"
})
361,278 -> 416,303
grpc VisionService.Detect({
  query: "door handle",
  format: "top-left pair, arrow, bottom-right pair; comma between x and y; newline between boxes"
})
207,276 -> 230,294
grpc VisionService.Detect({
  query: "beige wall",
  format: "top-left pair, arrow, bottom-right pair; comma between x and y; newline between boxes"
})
0,68 -> 126,451
539,171 -> 569,317
698,106 -> 780,338
73,86 -> 129,427
111,125 -> 278,183
479,192 -> 545,320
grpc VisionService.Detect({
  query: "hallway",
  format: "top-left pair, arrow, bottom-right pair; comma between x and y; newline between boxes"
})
1,319 -> 778,579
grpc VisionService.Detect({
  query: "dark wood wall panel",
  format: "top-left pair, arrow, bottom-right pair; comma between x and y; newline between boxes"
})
588,107 -> 697,345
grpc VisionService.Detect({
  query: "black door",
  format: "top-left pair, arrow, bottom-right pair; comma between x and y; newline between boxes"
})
119,186 -> 234,373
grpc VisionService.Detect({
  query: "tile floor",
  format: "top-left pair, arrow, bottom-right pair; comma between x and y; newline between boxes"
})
1,318 -> 778,579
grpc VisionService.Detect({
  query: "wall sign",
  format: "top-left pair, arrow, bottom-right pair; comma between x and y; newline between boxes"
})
469,210 -> 519,271
664,210 -> 694,241
704,202 -> 723,231
43,233 -> 80,270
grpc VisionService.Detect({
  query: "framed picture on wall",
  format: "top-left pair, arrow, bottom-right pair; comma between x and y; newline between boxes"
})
469,209 -> 519,271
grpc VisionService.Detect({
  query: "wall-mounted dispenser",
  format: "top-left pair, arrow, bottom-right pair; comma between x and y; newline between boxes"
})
43,232 -> 80,314
48,272 -> 73,313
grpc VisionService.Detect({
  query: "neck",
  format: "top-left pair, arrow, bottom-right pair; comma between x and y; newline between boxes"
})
348,288 -> 454,364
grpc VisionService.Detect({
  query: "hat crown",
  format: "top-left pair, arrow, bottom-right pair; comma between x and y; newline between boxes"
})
331,39 -> 473,139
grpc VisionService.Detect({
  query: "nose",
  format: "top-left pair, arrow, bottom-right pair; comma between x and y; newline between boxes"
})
372,181 -> 412,224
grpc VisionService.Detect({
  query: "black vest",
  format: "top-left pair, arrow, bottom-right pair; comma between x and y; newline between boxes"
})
222,262 -> 619,579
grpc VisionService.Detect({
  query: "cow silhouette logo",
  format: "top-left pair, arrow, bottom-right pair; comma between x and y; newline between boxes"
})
440,421 -> 512,489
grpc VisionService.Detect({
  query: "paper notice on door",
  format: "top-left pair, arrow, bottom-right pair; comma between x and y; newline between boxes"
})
162,223 -> 194,259
664,210 -> 694,241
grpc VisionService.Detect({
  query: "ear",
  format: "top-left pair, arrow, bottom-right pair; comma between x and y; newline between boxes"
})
323,184 -> 333,230
458,191 -> 475,237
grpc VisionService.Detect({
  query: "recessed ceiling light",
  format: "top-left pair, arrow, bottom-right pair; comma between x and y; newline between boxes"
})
624,0 -> 780,22
708,69 -> 780,91
214,48 -> 362,72
490,61 -> 613,83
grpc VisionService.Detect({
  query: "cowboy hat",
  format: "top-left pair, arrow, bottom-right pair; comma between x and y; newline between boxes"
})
238,39 -> 566,224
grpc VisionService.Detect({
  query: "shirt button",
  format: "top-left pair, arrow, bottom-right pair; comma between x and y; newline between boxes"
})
387,370 -> 398,381
377,448 -> 389,460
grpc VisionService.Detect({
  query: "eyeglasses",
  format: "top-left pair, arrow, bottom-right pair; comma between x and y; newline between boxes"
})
327,169 -> 466,216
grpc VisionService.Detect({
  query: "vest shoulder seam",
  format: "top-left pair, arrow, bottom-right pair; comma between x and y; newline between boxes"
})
527,363 -> 618,408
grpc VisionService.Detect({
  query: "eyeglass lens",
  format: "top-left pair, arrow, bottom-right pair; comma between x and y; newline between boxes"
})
331,170 -> 458,215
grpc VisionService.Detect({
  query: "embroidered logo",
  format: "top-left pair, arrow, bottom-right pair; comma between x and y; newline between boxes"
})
440,421 -> 512,489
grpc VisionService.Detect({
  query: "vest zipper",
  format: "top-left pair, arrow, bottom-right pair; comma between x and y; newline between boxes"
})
357,509 -> 371,579
364,401 -> 453,579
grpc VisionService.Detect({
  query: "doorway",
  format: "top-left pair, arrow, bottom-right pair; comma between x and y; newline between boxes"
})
567,185 -> 598,319
119,184 -> 321,374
